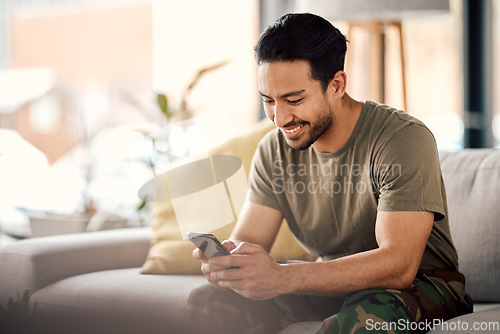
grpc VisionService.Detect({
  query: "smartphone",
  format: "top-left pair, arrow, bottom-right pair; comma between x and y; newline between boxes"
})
187,232 -> 231,259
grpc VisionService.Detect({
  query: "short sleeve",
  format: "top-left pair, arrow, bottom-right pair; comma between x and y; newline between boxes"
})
247,130 -> 282,211
374,122 -> 446,221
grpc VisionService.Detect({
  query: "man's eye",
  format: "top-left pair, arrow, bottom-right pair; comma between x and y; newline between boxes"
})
288,98 -> 303,105
263,99 -> 274,104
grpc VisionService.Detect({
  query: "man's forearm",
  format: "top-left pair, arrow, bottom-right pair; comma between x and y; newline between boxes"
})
281,247 -> 417,297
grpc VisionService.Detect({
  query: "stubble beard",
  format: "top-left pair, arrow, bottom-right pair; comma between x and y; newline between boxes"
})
285,105 -> 334,151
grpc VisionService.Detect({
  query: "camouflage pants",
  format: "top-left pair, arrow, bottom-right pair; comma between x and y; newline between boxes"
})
186,271 -> 472,334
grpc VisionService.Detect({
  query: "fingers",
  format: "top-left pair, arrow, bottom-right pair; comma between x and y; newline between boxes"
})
192,241 -> 267,294
216,273 -> 270,301
210,267 -> 242,281
192,248 -> 208,261
193,245 -> 236,291
207,272 -> 232,291
222,240 -> 236,252
192,240 -> 236,260
231,241 -> 263,255
206,266 -> 237,291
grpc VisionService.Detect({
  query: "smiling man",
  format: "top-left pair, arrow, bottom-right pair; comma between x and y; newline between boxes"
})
187,13 -> 472,334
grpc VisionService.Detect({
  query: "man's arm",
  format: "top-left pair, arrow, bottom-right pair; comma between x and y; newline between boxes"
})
211,210 -> 433,300
229,200 -> 284,252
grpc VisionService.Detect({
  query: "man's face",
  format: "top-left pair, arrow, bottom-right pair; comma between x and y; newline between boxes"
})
257,60 -> 333,151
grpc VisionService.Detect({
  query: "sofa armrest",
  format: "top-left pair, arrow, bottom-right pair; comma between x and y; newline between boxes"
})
0,227 -> 151,307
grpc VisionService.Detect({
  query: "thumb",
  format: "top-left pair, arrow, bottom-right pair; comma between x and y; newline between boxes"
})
231,242 -> 263,255
221,239 -> 237,252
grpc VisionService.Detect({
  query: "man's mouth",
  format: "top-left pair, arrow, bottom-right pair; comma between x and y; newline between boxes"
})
282,124 -> 304,133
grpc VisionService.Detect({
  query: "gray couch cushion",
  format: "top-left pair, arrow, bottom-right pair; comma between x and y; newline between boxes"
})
0,228 -> 151,309
473,303 -> 500,312
439,149 -> 500,302
31,268 -> 207,333
428,306 -> 500,334
32,268 -> 205,317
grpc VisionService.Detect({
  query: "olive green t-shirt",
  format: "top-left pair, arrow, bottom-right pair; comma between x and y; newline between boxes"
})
248,100 -> 458,271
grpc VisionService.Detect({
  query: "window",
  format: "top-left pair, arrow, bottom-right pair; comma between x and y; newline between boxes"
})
403,0 -> 463,150
152,0 -> 260,149
331,0 -> 464,150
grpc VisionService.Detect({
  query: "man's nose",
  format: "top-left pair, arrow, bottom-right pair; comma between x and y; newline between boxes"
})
273,103 -> 293,128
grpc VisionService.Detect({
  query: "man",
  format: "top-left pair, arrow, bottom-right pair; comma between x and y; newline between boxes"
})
188,13 -> 472,334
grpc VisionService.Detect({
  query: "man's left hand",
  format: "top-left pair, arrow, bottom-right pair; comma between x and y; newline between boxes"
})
209,242 -> 286,300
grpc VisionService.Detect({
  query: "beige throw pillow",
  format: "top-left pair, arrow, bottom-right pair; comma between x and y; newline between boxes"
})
140,120 -> 312,275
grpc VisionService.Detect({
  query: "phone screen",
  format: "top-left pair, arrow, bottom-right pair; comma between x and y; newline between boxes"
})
187,232 -> 231,259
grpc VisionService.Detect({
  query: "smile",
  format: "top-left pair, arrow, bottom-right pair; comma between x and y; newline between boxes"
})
282,124 -> 303,133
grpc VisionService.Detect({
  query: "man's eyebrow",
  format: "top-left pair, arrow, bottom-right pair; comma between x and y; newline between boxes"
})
258,91 -> 272,99
258,90 -> 306,99
280,90 -> 306,99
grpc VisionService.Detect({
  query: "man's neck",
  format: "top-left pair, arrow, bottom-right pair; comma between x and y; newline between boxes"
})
312,94 -> 363,153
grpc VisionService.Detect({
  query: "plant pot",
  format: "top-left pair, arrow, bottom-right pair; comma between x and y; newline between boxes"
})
29,213 -> 90,237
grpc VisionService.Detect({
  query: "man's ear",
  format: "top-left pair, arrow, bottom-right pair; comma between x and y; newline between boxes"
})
330,70 -> 347,97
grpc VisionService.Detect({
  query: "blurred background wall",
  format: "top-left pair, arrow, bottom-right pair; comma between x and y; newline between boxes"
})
0,0 -> 499,240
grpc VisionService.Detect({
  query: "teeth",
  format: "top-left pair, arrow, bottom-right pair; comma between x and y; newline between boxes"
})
283,124 -> 303,133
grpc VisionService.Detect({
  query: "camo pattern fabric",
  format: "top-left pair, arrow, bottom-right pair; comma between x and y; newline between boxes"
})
186,273 -> 472,334
317,274 -> 473,334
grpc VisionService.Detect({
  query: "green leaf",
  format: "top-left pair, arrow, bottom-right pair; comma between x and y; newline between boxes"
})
137,199 -> 147,211
157,93 -> 169,118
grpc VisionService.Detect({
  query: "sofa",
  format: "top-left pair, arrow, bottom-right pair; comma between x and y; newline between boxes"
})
1,141 -> 500,333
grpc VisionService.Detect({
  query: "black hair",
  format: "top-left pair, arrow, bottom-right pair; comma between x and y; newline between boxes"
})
254,13 -> 347,92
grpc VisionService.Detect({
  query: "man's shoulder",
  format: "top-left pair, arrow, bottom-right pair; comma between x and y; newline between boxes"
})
365,101 -> 428,129
363,101 -> 435,150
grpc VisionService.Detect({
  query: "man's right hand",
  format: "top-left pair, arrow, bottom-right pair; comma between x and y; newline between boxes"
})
193,240 -> 237,290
